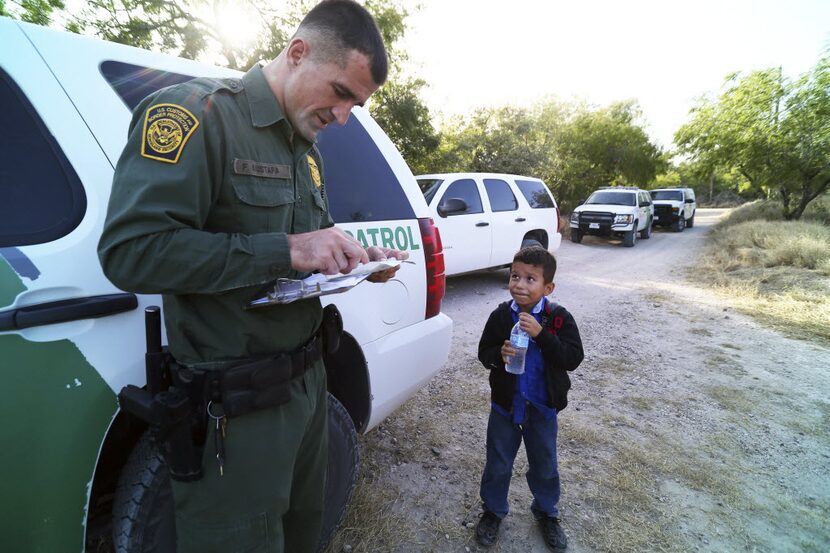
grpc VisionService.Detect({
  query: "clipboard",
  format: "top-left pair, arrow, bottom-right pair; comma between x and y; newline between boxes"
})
246,259 -> 403,308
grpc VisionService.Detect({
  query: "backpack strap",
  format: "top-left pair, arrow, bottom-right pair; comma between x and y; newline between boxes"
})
540,300 -> 565,334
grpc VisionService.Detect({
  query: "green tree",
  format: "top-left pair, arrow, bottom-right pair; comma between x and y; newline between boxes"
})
653,161 -> 753,205
550,100 -> 664,209
675,50 -> 830,220
369,78 -> 439,175
434,99 -> 663,211
0,0 -> 65,25
71,0 -> 311,69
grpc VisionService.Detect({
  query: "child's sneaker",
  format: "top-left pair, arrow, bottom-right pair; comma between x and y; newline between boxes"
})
475,511 -> 501,546
539,516 -> 567,551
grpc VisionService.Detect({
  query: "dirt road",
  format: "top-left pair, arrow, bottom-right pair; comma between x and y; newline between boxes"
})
329,209 -> 830,553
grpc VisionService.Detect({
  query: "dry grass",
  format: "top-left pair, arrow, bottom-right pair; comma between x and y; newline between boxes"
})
692,202 -> 830,343
563,414 -> 752,553
702,384 -> 756,413
324,465 -> 414,553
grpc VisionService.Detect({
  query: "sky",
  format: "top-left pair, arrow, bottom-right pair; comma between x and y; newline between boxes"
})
399,0 -> 830,149
55,0 -> 829,149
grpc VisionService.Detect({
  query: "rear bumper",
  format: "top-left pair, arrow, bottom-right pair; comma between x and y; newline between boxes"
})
362,312 -> 452,431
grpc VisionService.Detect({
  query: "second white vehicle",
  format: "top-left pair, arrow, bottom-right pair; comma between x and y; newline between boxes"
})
416,173 -> 562,276
569,187 -> 654,247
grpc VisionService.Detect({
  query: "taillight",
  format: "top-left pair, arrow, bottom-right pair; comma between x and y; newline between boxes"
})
555,206 -> 561,232
419,218 -> 445,319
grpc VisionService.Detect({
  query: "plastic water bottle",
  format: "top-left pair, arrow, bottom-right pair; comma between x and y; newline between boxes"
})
506,321 -> 528,375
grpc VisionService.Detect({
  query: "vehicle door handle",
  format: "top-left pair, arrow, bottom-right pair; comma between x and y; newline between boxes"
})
475,222 -> 490,227
0,293 -> 138,331
515,217 -> 526,222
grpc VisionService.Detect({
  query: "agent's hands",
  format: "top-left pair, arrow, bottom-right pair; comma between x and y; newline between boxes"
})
517,312 -> 542,338
366,246 -> 409,283
288,228 -> 368,275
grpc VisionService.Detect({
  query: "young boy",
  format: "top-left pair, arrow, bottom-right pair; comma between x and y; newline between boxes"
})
476,246 -> 584,551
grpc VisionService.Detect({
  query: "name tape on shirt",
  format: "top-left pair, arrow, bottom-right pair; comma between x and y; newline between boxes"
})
233,159 -> 291,179
141,104 -> 199,164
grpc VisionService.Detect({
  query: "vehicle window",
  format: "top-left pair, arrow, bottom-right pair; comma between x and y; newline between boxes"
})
317,116 -> 415,222
515,179 -> 555,208
484,179 -> 518,212
0,69 -> 86,247
585,191 -> 636,206
417,178 -> 444,205
440,179 -> 483,215
650,190 -> 683,201
100,61 -> 197,110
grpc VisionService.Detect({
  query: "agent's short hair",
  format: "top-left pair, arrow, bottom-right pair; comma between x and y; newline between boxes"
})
296,0 -> 388,85
513,246 -> 557,283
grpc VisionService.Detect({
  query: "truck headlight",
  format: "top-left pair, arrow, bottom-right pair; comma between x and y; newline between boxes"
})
614,214 -> 633,224
570,212 -> 579,223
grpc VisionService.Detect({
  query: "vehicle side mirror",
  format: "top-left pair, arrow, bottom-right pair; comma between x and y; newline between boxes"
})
437,197 -> 468,217
685,198 -> 694,203
577,199 -> 585,206
639,201 -> 651,207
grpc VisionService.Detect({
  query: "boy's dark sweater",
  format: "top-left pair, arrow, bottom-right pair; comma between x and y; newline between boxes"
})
478,300 -> 584,412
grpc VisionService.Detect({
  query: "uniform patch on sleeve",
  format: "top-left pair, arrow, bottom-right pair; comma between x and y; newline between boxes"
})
141,104 -> 200,164
307,155 -> 322,188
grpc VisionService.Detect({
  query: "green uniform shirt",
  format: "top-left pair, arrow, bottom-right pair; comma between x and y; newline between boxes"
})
99,64 -> 334,366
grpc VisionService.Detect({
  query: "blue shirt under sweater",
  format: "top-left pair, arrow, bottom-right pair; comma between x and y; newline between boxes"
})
492,297 -> 558,424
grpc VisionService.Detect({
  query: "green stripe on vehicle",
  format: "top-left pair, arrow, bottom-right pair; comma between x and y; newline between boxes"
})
0,260 -> 118,553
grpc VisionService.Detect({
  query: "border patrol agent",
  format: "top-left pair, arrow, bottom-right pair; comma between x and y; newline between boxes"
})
98,2 -> 403,551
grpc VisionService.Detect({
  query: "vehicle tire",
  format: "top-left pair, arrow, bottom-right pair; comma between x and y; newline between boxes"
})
521,238 -> 543,249
673,216 -> 685,232
686,213 -> 695,228
570,230 -> 582,243
623,224 -> 637,247
318,394 -> 360,549
112,394 -> 359,553
639,219 -> 652,239
112,433 -> 175,553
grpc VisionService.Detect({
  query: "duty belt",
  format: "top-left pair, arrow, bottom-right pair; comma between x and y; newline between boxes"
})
173,333 -> 323,419
118,304 -> 343,481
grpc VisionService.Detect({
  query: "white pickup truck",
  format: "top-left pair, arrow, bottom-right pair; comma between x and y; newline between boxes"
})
650,187 -> 697,231
416,172 -> 562,276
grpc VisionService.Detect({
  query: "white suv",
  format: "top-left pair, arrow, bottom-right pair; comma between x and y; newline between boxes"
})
650,187 -> 697,231
569,187 -> 654,247
416,173 -> 562,275
0,18 -> 452,553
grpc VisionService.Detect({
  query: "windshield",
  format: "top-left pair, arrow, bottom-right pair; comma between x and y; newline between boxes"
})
417,178 -> 444,204
651,190 -> 683,201
585,190 -> 636,206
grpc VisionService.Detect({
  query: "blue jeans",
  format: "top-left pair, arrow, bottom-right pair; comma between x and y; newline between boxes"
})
479,404 -> 560,519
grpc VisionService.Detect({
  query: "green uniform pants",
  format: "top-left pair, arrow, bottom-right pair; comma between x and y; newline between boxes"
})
172,361 -> 328,553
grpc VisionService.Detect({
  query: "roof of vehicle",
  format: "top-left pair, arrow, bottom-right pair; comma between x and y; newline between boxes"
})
416,172 -> 545,182
595,186 -> 646,192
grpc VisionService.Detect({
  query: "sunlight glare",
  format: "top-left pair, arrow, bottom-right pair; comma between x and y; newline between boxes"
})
214,1 -> 261,49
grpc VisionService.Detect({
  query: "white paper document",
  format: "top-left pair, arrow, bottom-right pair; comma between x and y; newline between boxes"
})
247,259 -> 403,308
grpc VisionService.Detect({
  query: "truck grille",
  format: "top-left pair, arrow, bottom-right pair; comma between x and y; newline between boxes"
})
578,211 -> 614,225
654,205 -> 673,218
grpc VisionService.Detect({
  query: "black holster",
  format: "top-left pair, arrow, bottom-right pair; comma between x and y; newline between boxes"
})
117,306 -> 205,482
